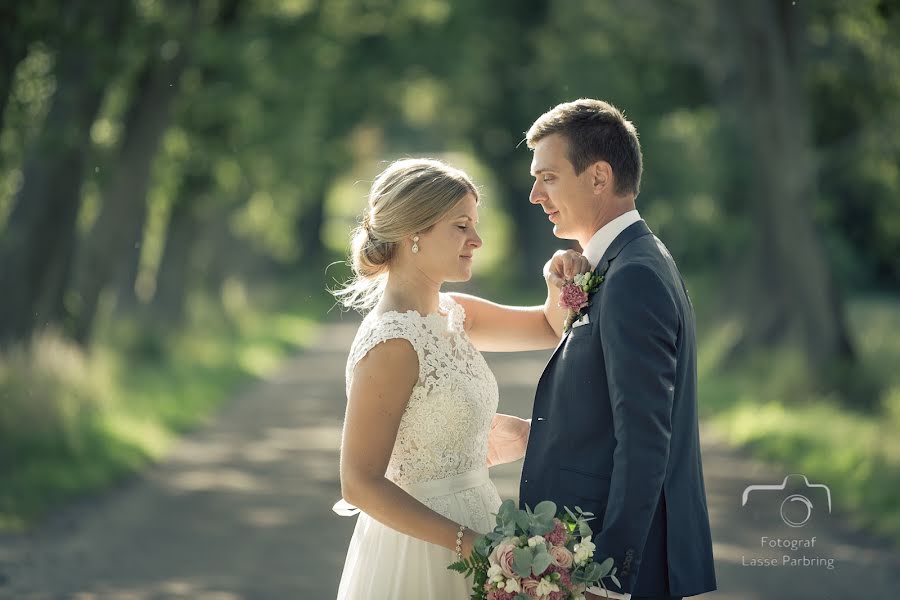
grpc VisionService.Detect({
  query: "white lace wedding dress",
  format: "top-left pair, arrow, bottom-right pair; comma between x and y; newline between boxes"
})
335,293 -> 502,599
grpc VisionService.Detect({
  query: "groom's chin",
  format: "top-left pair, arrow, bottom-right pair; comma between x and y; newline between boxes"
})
551,225 -> 574,241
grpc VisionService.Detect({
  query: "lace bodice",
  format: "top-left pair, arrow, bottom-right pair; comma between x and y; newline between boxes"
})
345,293 -> 499,487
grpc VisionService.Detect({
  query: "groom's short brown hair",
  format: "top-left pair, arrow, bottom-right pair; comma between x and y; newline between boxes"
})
526,99 -> 643,197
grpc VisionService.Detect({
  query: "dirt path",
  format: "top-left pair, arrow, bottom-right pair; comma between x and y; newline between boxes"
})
1,321 -> 897,599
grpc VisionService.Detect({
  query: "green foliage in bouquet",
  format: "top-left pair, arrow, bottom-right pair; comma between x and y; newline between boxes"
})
449,499 -> 620,600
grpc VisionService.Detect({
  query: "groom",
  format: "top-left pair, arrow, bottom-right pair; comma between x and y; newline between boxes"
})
518,99 -> 717,600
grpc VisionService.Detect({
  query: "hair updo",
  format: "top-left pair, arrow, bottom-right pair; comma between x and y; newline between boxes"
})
332,158 -> 478,311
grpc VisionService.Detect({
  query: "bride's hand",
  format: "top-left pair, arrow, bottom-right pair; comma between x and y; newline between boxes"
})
486,413 -> 531,467
544,249 -> 592,289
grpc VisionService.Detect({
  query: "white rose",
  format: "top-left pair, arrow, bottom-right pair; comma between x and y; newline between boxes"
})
487,564 -> 504,583
535,577 -> 560,596
527,535 -> 546,549
573,536 -> 596,564
504,578 -> 521,593
573,536 -> 596,555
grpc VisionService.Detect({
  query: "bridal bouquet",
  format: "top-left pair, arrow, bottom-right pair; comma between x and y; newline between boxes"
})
449,499 -> 619,600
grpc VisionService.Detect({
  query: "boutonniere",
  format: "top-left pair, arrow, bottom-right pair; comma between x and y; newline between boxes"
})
560,271 -> 605,333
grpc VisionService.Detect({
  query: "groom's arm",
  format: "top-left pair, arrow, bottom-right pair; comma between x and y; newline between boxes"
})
593,263 -> 678,595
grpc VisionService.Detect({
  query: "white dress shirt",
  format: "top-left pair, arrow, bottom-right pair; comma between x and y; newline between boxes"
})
582,209 -> 642,270
581,209 -> 641,600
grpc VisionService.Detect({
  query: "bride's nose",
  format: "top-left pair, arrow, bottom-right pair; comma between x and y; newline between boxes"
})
469,231 -> 483,248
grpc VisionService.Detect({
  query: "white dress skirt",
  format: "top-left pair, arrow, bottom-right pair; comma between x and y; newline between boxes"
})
335,468 -> 501,600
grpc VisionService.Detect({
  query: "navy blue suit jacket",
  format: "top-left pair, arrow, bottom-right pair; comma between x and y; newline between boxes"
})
520,221 -> 717,597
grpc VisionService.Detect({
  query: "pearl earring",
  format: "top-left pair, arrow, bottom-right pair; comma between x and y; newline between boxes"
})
412,236 -> 420,254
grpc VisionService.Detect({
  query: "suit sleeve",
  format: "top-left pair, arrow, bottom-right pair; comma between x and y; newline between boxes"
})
594,263 -> 679,594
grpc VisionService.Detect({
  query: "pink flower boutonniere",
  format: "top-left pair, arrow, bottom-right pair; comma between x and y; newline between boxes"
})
559,271 -> 605,333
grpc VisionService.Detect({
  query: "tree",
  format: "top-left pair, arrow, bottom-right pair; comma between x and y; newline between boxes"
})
0,3 -> 130,345
706,0 -> 856,369
66,0 -> 199,344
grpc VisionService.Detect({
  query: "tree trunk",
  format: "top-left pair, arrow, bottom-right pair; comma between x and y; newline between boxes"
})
67,1 -> 198,345
296,184 -> 327,267
111,236 -> 144,317
0,4 -> 129,346
0,3 -> 29,137
715,1 -> 855,369
149,192 -> 201,327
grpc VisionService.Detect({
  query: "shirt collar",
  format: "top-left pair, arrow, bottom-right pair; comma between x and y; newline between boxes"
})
582,210 -> 642,269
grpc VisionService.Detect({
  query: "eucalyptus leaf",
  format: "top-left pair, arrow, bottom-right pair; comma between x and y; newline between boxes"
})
512,547 -> 534,579
595,556 -> 614,577
474,536 -> 491,556
583,561 -> 602,582
611,574 -> 621,587
578,520 -> 593,538
498,499 -> 517,522
534,500 -> 557,520
514,510 -> 532,531
531,550 -> 552,575
531,519 -> 554,536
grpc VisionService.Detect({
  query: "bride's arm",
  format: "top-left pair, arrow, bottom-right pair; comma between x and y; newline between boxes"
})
340,338 -> 480,556
451,249 -> 591,352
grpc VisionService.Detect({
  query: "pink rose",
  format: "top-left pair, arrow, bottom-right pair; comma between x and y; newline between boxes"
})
559,283 -> 589,311
549,545 -> 574,569
521,577 -> 540,599
492,543 -> 517,579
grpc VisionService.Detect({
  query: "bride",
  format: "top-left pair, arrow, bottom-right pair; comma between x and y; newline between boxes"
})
332,158 -> 589,599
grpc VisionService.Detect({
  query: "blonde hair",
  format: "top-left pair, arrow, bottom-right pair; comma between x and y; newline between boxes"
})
332,158 -> 478,311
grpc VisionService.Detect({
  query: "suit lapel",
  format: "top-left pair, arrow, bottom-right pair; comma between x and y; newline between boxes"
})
540,220 -> 655,377
591,219 -> 653,279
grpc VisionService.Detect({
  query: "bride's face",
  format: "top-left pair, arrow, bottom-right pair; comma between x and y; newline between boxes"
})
416,193 -> 482,283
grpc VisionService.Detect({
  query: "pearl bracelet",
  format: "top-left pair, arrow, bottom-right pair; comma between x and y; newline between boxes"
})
455,524 -> 466,560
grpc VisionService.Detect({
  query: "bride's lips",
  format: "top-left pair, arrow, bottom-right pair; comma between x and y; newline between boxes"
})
546,210 -> 560,222
459,255 -> 473,262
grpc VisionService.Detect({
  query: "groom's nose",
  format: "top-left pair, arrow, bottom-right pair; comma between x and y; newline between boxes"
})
529,182 -> 545,205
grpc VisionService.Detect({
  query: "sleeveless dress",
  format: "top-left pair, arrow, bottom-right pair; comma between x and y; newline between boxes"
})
335,293 -> 502,600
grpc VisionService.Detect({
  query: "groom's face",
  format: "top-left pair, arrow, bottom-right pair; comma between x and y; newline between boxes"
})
529,133 -> 596,243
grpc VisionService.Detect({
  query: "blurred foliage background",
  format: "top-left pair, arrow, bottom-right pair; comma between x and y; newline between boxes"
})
0,0 -> 898,543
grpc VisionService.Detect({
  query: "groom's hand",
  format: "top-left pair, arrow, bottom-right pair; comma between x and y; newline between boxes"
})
544,249 -> 592,289
486,414 -> 530,467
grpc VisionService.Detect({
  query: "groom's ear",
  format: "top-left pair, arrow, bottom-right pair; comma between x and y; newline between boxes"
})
590,161 -> 612,194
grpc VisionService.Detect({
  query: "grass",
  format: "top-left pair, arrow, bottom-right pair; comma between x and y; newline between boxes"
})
695,292 -> 900,546
0,279 -> 328,531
